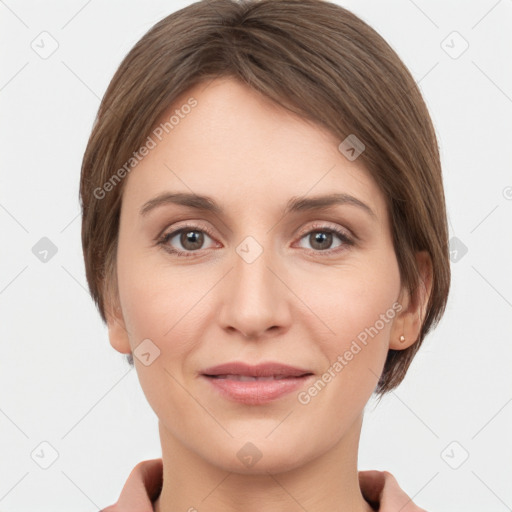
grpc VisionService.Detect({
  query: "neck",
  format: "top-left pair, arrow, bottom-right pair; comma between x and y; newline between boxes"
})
153,413 -> 374,512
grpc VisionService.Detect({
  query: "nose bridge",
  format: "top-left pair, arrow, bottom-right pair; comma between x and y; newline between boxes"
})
219,233 -> 289,337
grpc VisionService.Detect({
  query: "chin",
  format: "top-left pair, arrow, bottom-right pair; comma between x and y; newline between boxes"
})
205,436 -> 314,475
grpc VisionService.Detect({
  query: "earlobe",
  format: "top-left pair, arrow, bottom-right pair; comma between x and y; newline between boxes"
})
105,301 -> 132,355
389,251 -> 433,351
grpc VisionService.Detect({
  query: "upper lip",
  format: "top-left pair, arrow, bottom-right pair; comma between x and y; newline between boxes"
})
201,362 -> 313,378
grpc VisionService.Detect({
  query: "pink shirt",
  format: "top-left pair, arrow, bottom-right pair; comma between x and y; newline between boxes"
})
100,458 -> 427,511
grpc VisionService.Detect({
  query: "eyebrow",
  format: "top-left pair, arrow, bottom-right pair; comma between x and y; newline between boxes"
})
140,192 -> 376,220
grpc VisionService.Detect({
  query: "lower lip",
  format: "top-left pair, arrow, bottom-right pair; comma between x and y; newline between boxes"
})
201,375 -> 313,405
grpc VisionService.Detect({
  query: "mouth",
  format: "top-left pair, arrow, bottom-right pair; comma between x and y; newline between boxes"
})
204,374 -> 312,381
200,361 -> 314,404
201,361 -> 313,378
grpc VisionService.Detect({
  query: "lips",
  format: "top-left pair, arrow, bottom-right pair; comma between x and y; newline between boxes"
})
201,361 -> 313,379
209,375 -> 297,381
200,362 -> 314,405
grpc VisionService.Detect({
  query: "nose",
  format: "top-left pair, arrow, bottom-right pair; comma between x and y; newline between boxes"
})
218,239 -> 292,340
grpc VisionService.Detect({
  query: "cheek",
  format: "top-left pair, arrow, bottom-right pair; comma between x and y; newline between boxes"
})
116,253 -> 205,420
299,251 -> 401,375
292,263 -> 400,435
116,241 -> 216,366
118,268 -> 193,353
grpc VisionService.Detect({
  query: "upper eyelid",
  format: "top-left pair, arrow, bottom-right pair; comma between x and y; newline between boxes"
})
296,221 -> 351,237
160,221 -> 216,240
161,220 -> 350,236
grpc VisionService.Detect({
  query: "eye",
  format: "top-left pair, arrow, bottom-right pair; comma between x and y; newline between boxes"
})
156,222 -> 354,258
157,225 -> 217,257
295,224 -> 354,254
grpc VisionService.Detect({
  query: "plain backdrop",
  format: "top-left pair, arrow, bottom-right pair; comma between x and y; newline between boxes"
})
1,1 -> 511,511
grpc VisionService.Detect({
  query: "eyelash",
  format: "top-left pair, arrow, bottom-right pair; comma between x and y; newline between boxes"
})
156,222 -> 355,258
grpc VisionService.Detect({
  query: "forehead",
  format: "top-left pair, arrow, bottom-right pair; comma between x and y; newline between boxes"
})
121,77 -> 387,223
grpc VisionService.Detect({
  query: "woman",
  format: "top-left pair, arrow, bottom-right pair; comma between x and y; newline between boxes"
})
80,0 -> 450,510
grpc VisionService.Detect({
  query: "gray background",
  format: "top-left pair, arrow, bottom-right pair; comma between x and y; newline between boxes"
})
1,0 -> 511,510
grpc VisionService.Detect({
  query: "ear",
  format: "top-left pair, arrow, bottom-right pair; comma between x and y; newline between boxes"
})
104,295 -> 132,356
389,250 -> 433,350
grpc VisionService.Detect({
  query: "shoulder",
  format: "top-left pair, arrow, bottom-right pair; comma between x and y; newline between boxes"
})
100,458 -> 163,512
359,470 -> 429,511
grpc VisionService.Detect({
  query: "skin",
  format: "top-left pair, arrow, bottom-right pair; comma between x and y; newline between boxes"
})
106,77 -> 432,512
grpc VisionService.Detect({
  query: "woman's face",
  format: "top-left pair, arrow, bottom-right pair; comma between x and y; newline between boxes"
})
109,77 -> 409,473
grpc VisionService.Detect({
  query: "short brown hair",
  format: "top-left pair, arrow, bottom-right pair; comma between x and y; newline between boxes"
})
80,0 -> 450,396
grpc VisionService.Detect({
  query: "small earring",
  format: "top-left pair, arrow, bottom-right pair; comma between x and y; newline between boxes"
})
399,335 -> 405,343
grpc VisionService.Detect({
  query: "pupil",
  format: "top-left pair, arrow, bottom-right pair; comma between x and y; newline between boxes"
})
182,231 -> 203,250
312,231 -> 332,250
